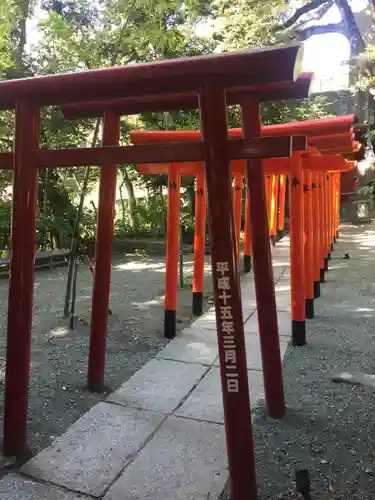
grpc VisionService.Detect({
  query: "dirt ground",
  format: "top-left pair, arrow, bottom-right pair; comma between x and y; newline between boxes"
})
0,252 -> 213,461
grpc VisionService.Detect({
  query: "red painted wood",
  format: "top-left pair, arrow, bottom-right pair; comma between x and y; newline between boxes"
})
192,170 -> 206,307
34,137 -> 293,168
87,111 -> 120,392
0,44 -> 301,109
164,166 -> 181,339
289,154 -> 306,324
241,98 -> 286,419
303,170 -> 314,301
3,101 -> 40,457
130,115 -> 356,145
200,83 -> 257,500
61,73 -> 313,118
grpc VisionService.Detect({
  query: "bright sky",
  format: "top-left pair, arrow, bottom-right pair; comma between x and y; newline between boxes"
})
303,34 -> 350,92
300,0 -> 369,91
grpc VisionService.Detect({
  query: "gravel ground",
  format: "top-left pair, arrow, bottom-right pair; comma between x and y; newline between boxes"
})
220,222 -> 375,500
0,251 -> 213,463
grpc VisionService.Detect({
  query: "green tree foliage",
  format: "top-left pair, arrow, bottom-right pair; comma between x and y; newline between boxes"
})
213,0 -> 289,49
0,0 -> 15,77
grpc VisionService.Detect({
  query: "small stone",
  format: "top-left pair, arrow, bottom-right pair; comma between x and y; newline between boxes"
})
320,459 -> 329,465
0,455 -> 17,467
311,446 -> 323,454
365,468 -> 373,475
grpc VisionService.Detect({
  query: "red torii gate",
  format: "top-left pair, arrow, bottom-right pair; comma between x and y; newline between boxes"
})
60,75 -> 313,427
136,151 -> 356,345
0,43 -> 306,500
129,120 -> 363,264
61,73 -> 312,325
136,159 -> 290,319
129,116 -> 361,345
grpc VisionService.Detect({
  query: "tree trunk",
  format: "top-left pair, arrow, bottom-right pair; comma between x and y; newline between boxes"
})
333,0 -> 367,121
158,185 -> 167,235
64,119 -> 101,317
335,0 -> 365,56
64,173 -> 89,317
90,200 -> 98,218
179,224 -> 184,289
119,179 -> 127,223
186,182 -> 195,218
69,257 -> 79,330
158,185 -> 166,209
41,168 -> 49,251
121,169 -> 138,230
13,0 -> 31,70
354,90 -> 370,122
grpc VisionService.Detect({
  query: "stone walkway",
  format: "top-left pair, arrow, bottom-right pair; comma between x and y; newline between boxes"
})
0,241 -> 292,499
0,253 -> 213,457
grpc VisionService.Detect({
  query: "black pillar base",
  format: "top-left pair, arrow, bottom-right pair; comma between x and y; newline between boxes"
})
292,320 -> 306,346
305,298 -> 314,319
331,243 -> 334,252
328,253 -> 331,261
244,255 -> 252,273
192,292 -> 204,316
86,383 -> 109,394
314,281 -> 321,299
333,236 -> 336,244
324,257 -> 329,270
320,269 -> 325,283
271,235 -> 276,247
164,309 -> 176,339
336,230 -> 339,239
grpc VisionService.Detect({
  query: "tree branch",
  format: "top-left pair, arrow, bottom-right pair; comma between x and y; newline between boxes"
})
335,0 -> 365,55
295,22 -> 346,40
275,0 -> 328,31
110,0 -> 138,66
310,1 -> 335,24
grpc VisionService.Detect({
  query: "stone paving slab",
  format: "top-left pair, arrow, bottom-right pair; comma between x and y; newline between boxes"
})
103,416 -> 227,500
244,310 -> 291,338
274,280 -> 291,312
279,269 -> 291,280
271,245 -> 290,254
271,248 -> 290,263
175,366 -> 264,424
240,286 -> 258,310
240,280 -> 291,313
240,271 -> 289,308
0,475 -> 88,500
5,238 -> 292,500
273,263 -> 290,282
242,262 -> 289,284
107,358 -> 208,413
21,402 -> 165,497
190,306 -> 254,330
213,332 -> 289,371
156,327 -> 219,365
245,333 -> 288,370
